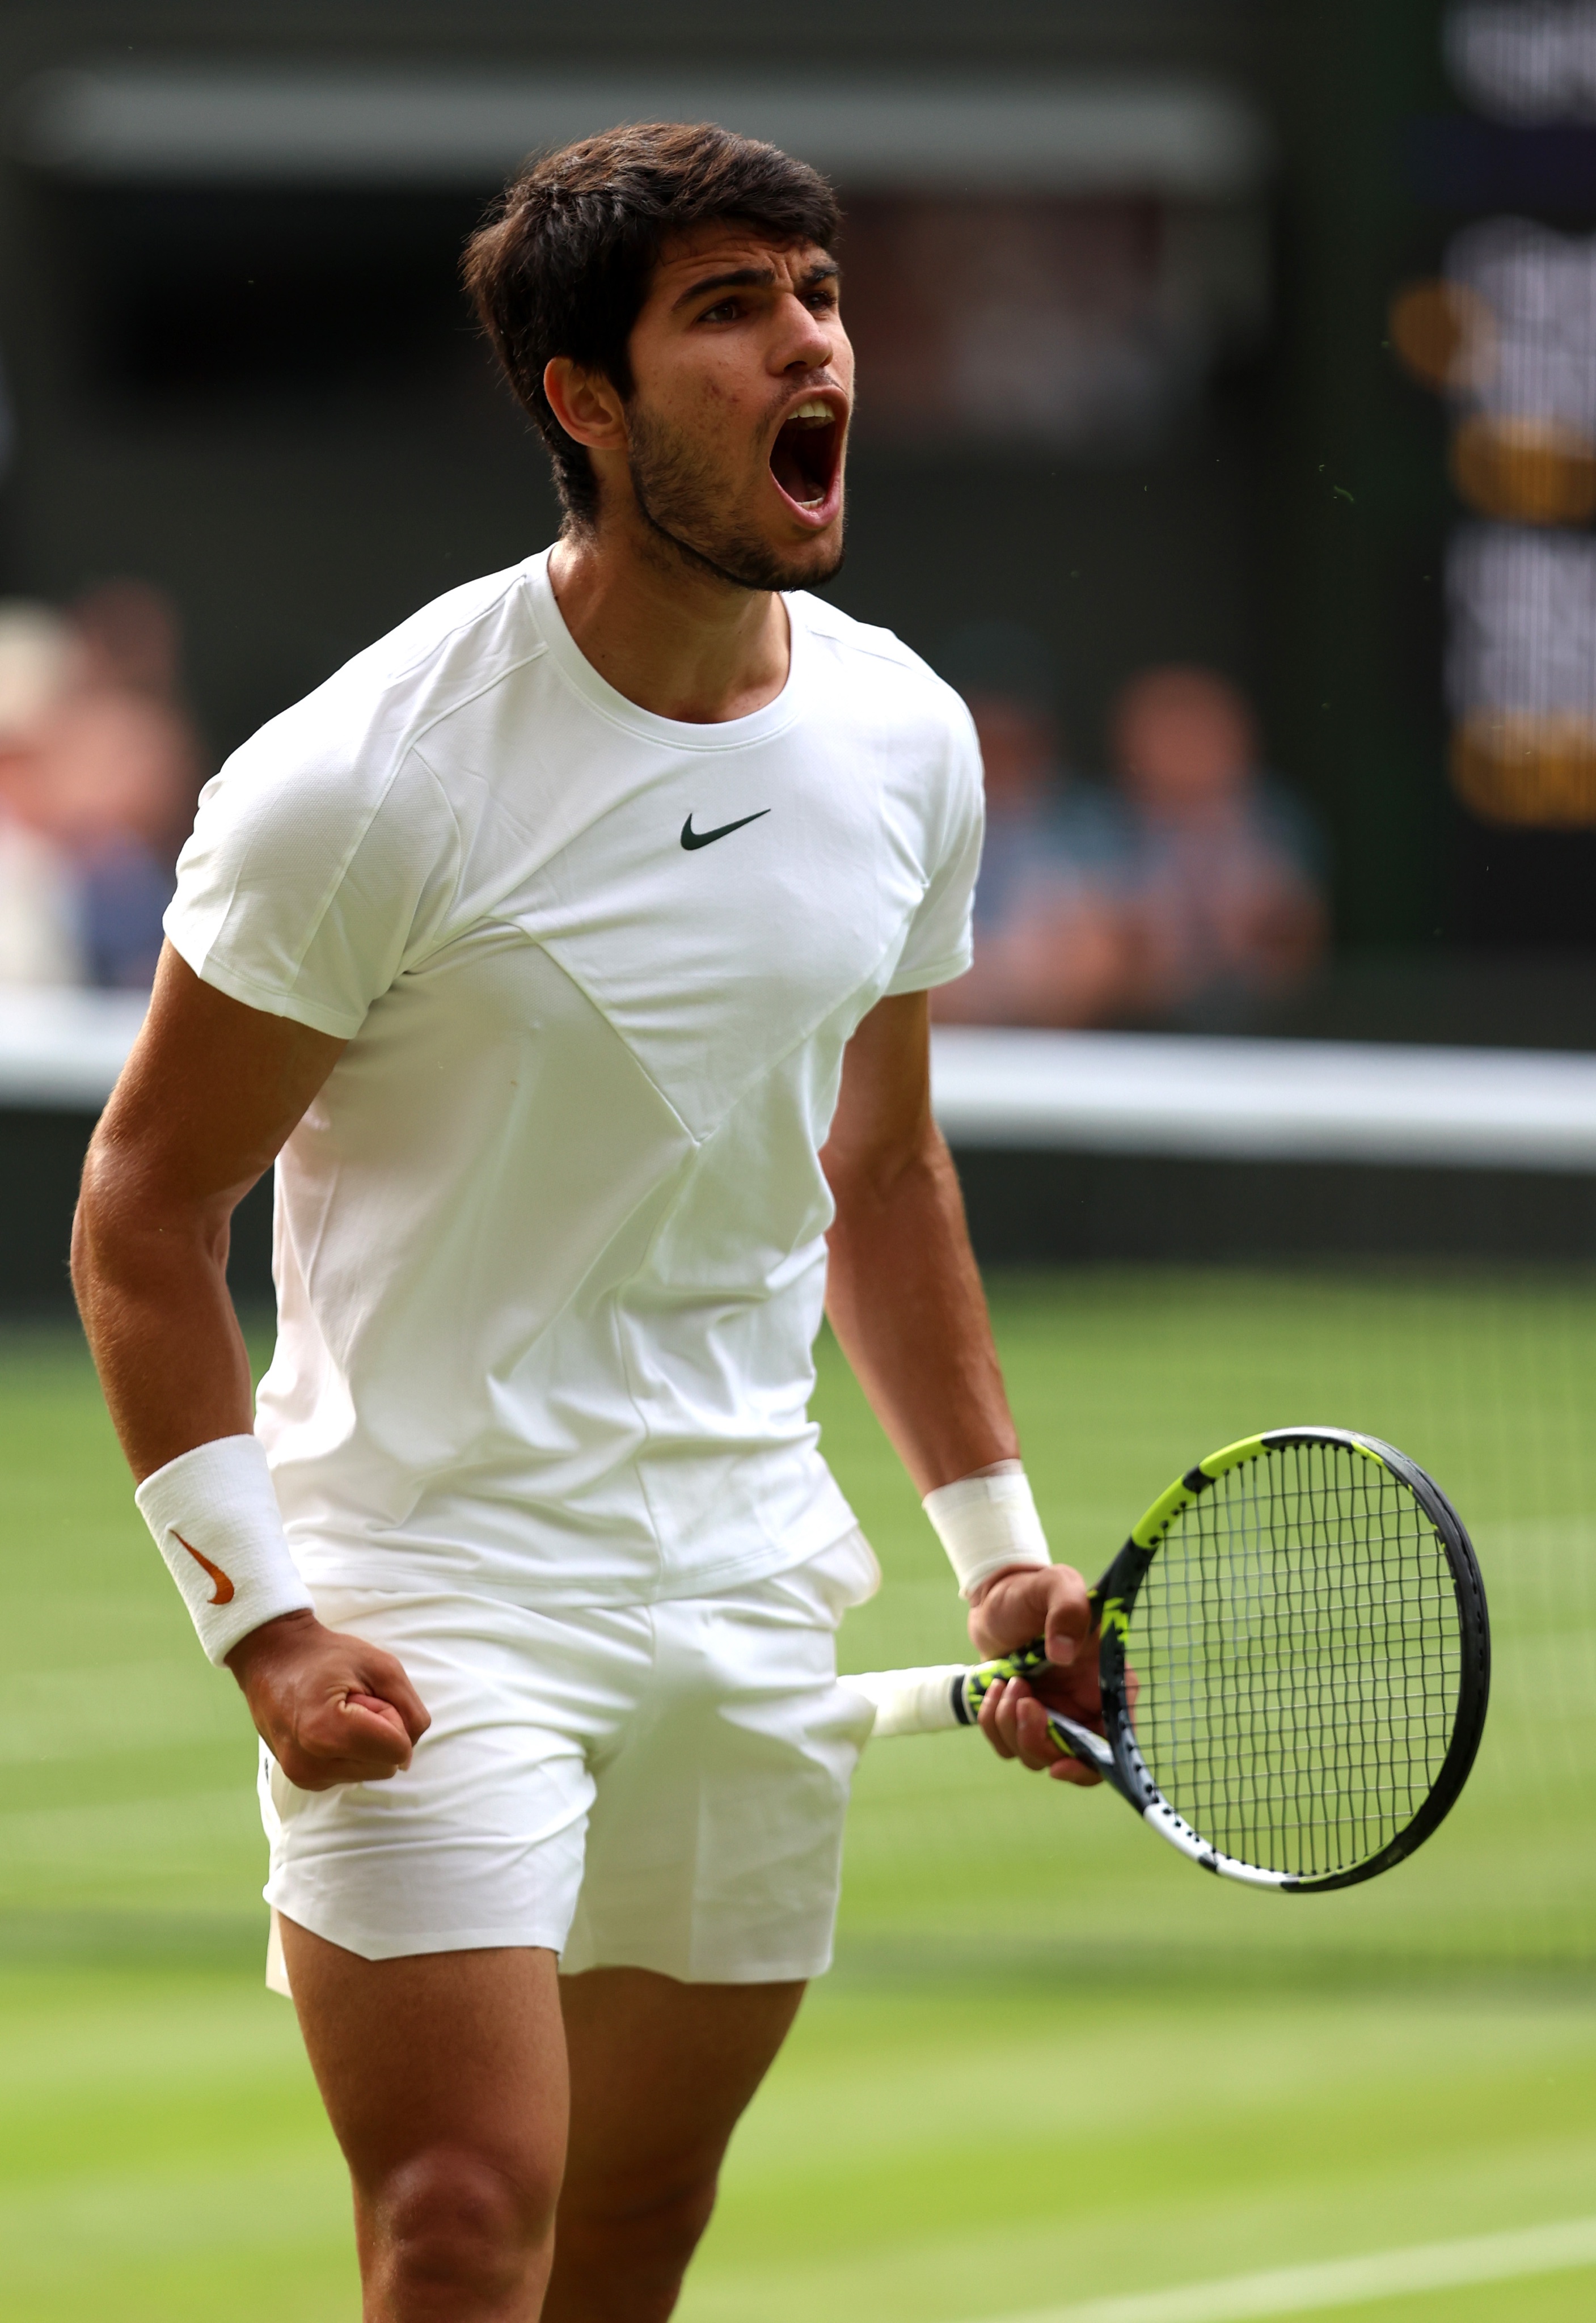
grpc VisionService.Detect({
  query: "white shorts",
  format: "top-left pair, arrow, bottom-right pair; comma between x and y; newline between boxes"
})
260,1528 -> 880,1990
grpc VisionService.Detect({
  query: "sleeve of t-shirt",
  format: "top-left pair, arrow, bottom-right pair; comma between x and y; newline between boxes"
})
163,713 -> 462,1041
885,692 -> 985,995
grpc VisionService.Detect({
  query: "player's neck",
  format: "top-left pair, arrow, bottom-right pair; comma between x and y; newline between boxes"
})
547,522 -> 789,726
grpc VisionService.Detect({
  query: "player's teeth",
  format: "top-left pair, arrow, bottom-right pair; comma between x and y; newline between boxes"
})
792,400 -> 832,422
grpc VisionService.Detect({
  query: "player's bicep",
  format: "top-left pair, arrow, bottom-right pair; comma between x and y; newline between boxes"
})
822,989 -> 936,1199
89,940 -> 347,1218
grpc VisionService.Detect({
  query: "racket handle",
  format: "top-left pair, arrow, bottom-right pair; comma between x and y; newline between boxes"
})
847,1665 -> 970,1737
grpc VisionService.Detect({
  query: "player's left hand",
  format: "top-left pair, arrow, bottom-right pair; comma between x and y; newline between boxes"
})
968,1561 -> 1103,1787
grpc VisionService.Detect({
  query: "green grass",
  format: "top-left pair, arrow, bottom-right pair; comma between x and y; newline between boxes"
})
682,1979 -> 1596,2323
2,1272 -> 1595,2321
833,1268 -> 1596,1976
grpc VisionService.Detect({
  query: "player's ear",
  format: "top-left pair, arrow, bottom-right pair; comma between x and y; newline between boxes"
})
543,358 -> 628,453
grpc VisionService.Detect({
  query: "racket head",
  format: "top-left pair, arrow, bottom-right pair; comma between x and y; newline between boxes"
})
1095,1427 -> 1491,1892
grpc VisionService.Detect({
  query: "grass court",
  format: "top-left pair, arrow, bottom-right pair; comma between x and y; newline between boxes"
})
3,1269 -> 1595,2320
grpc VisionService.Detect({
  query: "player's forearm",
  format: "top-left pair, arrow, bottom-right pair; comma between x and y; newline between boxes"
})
73,1137 -> 256,1483
824,1121 -> 1017,1494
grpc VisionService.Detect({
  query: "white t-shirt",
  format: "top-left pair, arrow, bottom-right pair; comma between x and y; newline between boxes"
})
167,550 -> 982,1607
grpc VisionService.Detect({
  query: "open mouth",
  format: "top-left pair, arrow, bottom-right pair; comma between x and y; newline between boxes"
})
769,398 -> 843,516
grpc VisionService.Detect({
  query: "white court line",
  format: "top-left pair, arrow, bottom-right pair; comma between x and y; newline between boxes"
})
966,2214 -> 1596,2323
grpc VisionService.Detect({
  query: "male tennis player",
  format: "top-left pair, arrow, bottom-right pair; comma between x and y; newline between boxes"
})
73,123 -> 1100,2322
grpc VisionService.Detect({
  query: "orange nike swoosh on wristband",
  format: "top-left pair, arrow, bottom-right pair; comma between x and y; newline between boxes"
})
174,1532 -> 236,1606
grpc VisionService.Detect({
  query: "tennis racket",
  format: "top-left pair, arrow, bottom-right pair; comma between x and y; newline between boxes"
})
848,1427 -> 1491,1892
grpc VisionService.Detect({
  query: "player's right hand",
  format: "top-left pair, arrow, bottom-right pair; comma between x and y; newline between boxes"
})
225,1610 -> 431,1790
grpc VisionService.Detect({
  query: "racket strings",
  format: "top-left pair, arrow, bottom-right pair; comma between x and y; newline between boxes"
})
1129,1442 -> 1462,1878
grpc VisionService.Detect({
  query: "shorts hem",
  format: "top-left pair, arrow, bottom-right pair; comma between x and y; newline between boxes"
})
269,1895 -> 834,1983
559,1946 -> 835,1984
267,1895 -> 572,1963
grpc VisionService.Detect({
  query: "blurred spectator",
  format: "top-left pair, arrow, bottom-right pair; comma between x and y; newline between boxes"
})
47,581 -> 201,986
0,605 -> 86,985
0,582 -> 201,989
932,622 -> 1134,1026
1111,665 -> 1326,1025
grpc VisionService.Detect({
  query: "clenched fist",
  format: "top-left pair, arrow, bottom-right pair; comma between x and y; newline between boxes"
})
226,1610 -> 431,1790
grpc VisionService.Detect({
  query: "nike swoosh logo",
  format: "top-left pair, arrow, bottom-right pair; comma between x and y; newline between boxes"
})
680,809 -> 771,851
174,1532 -> 236,1606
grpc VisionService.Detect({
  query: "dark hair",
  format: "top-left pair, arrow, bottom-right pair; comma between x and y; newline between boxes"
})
463,120 -> 842,528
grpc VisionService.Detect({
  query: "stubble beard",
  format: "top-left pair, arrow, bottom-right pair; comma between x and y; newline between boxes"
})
625,403 -> 846,595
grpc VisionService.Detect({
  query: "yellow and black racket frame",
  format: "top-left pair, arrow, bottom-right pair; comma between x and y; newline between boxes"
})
956,1426 -> 1492,1893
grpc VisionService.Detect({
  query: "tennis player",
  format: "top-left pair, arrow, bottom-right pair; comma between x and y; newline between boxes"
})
73,122 -> 1100,2322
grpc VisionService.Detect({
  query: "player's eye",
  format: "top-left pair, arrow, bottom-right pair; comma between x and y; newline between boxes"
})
698,298 -> 741,324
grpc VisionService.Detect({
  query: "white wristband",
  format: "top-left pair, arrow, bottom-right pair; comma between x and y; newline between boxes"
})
134,1434 -> 314,1665
923,1460 -> 1052,1599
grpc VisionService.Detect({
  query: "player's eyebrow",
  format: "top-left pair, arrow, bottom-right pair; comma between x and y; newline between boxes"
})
673,259 -> 840,310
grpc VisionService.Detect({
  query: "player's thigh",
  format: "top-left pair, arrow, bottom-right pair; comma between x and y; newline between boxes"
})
281,1916 -> 569,2220
559,1965 -> 804,2209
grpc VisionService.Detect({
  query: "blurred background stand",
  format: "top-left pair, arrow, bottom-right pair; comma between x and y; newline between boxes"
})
0,586 -> 200,995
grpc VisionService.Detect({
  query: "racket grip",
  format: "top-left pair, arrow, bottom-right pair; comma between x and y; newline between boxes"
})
848,1665 -> 970,1737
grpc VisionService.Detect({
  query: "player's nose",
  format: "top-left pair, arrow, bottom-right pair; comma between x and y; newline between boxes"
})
772,293 -> 837,376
